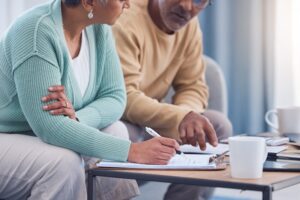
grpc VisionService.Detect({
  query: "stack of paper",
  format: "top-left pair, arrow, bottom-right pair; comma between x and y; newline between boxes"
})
277,150 -> 300,160
180,143 -> 287,155
97,154 -> 216,169
180,143 -> 228,155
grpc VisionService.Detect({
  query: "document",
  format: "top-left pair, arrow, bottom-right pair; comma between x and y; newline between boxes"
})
180,143 -> 287,155
267,145 -> 288,154
277,150 -> 300,160
180,143 -> 228,155
97,154 -> 217,170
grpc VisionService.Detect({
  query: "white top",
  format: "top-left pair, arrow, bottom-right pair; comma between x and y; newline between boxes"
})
71,30 -> 90,96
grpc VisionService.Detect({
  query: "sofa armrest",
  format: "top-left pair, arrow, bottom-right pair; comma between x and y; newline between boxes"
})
204,56 -> 228,115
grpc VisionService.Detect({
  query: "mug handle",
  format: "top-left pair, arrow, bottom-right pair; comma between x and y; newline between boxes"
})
260,144 -> 268,169
265,109 -> 278,130
262,144 -> 268,163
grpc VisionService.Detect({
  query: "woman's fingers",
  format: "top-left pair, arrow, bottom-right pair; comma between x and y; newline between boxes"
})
43,101 -> 67,111
154,152 -> 174,163
152,139 -> 177,157
128,137 -> 179,165
41,85 -> 76,120
158,137 -> 179,149
48,85 -> 65,92
42,86 -> 67,103
42,92 -> 68,102
49,108 -> 73,116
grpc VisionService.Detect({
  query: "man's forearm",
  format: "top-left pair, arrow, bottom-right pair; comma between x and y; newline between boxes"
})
124,91 -> 192,140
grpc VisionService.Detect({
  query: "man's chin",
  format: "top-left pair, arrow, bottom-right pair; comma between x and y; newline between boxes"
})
165,17 -> 187,30
167,23 -> 185,32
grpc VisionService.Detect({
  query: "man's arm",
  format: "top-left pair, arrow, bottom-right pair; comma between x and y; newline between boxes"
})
115,18 -> 217,149
172,19 -> 218,149
172,19 -> 208,112
113,24 -> 191,140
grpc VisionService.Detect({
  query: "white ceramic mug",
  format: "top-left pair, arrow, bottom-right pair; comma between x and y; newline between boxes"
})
265,106 -> 300,135
229,137 -> 267,179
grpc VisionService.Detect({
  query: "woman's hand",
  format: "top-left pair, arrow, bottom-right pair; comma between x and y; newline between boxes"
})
127,137 -> 180,165
42,85 -> 77,120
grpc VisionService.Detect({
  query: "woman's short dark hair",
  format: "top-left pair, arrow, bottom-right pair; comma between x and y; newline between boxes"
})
63,0 -> 81,6
63,0 -> 107,7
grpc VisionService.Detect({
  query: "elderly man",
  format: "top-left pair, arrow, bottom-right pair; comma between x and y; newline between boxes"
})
113,0 -> 232,199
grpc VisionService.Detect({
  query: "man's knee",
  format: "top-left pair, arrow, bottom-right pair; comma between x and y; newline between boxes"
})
203,110 -> 233,140
164,184 -> 214,200
101,121 -> 130,140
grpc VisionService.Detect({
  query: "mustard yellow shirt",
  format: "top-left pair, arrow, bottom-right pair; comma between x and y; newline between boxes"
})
113,0 -> 208,140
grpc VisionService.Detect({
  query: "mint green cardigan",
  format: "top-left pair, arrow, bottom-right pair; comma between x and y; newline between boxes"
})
0,0 -> 131,161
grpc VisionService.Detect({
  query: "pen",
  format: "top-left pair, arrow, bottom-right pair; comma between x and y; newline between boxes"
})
145,127 -> 161,137
208,150 -> 229,164
145,127 -> 183,155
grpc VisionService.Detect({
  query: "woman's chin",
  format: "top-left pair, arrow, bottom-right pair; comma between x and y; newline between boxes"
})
106,19 -> 117,26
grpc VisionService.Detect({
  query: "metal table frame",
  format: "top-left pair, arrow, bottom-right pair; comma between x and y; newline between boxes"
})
87,169 -> 300,200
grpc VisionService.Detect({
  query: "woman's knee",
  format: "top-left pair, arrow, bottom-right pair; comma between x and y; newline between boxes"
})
0,135 -> 86,200
40,148 -> 87,199
52,148 -> 84,178
36,145 -> 85,189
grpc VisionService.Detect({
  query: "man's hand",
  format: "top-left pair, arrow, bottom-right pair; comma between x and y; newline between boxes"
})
179,111 -> 218,150
127,137 -> 180,165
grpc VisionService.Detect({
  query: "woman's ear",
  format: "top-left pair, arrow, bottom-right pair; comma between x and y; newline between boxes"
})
81,0 -> 94,12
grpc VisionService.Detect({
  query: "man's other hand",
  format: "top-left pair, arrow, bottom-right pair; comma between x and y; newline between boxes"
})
179,111 -> 218,150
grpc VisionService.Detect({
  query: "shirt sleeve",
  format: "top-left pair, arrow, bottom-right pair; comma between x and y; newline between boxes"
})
13,55 -> 130,161
172,20 -> 208,112
113,23 -> 192,140
76,27 -> 126,129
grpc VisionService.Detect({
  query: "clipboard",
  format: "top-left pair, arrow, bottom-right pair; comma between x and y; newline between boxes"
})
97,154 -> 227,171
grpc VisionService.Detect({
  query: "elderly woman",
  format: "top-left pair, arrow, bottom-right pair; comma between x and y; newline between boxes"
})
0,0 -> 179,199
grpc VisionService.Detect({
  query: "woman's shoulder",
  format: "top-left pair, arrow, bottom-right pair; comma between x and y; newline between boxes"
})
3,3 -> 60,68
7,3 -> 53,36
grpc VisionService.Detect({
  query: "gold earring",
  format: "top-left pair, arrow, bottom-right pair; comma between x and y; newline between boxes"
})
88,9 -> 94,19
